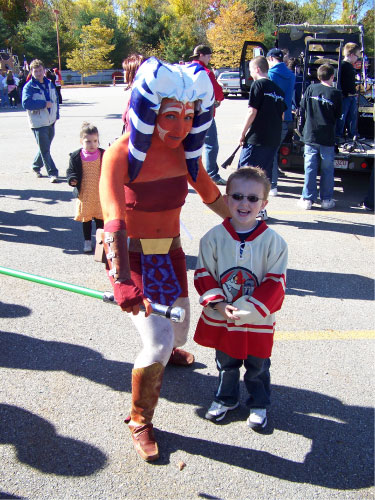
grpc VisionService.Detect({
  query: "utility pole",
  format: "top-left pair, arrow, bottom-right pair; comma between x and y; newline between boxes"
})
53,9 -> 61,74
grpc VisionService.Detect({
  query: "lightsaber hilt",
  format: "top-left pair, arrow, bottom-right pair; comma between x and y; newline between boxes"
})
102,292 -> 185,322
0,266 -> 185,323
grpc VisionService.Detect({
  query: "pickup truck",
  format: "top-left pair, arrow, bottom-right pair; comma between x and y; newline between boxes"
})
239,24 -> 374,173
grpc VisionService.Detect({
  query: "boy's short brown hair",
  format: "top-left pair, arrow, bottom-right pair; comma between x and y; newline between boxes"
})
317,64 -> 335,82
30,59 -> 44,70
343,43 -> 360,57
226,166 -> 271,200
250,56 -> 269,74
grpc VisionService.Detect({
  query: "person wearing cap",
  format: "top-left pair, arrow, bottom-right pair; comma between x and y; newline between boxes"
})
99,57 -> 230,462
190,45 -> 226,186
267,48 -> 295,197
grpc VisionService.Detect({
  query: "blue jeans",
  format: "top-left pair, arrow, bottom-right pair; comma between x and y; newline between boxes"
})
32,124 -> 58,177
1,87 -> 9,107
214,349 -> 271,408
336,95 -> 357,139
238,144 -> 276,181
302,144 -> 335,201
204,119 -> 220,180
271,121 -> 290,189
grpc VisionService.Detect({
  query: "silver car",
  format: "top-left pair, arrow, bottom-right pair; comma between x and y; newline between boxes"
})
217,71 -> 241,96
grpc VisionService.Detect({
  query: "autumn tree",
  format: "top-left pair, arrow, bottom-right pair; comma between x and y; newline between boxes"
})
207,0 -> 263,68
66,18 -> 114,84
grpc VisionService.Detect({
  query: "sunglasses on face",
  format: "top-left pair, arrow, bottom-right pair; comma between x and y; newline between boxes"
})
229,193 -> 264,203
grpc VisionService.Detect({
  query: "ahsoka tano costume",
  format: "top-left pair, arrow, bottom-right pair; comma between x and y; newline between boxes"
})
194,218 -> 288,359
99,58 -> 230,461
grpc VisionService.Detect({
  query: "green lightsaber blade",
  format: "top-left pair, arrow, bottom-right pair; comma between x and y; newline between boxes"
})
0,266 -> 104,300
0,266 -> 185,322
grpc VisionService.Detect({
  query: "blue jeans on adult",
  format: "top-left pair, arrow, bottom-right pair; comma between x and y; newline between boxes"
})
302,144 -> 335,201
214,349 -> 271,408
271,121 -> 290,189
238,143 -> 277,181
204,119 -> 220,180
1,87 -> 9,107
336,95 -> 357,139
32,123 -> 58,177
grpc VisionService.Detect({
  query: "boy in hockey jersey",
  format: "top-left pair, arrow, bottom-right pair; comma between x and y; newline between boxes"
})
194,167 -> 288,430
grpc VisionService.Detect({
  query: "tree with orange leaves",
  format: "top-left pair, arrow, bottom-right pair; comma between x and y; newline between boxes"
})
207,0 -> 263,68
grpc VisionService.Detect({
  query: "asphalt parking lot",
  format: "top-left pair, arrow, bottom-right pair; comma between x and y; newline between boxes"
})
0,86 -> 374,500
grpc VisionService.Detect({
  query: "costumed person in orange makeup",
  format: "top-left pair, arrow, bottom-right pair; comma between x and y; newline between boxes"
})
99,57 -> 230,462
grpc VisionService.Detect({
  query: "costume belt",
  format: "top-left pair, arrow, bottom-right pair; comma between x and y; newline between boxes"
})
128,236 -> 182,306
128,236 -> 181,255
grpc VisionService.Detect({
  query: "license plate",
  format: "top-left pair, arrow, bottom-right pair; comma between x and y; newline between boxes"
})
334,159 -> 348,169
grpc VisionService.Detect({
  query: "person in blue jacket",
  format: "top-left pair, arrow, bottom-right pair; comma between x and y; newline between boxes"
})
267,48 -> 295,196
22,59 -> 59,183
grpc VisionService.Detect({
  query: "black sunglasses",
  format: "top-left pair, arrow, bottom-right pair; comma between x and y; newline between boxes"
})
229,193 -> 264,203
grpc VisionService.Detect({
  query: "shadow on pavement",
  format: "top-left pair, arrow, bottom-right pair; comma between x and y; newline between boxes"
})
0,189 -> 72,205
0,208 -> 80,253
286,269 -> 373,300
0,301 -> 31,318
0,404 -> 107,476
0,327 -> 373,488
0,330 -> 132,392
158,383 -> 374,491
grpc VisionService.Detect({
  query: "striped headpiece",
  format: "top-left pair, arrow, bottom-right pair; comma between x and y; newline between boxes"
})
128,57 -> 215,182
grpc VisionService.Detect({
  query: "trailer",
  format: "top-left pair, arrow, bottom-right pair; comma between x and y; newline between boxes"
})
239,24 -> 374,174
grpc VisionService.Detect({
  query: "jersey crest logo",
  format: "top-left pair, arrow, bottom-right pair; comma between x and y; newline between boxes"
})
220,267 -> 259,303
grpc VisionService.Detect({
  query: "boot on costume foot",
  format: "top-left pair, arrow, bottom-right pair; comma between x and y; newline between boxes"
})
125,362 -> 164,461
168,347 -> 195,366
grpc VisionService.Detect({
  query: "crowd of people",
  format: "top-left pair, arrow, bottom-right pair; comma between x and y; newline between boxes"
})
5,42 -> 372,463
0,65 -> 61,110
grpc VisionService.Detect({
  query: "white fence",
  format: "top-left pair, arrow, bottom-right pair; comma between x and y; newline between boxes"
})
61,69 -> 123,84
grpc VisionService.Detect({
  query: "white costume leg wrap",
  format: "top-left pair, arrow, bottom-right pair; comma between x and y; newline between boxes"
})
131,297 -> 190,368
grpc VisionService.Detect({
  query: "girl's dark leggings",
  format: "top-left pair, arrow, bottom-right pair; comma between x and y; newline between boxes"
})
82,218 -> 103,240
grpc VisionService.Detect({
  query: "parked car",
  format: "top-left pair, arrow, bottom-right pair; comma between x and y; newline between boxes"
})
217,71 -> 242,97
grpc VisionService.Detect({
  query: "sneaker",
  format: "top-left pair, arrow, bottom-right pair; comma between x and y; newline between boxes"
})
256,209 -> 268,221
357,202 -> 374,212
205,401 -> 239,422
83,240 -> 92,253
49,175 -> 58,183
33,170 -> 42,178
297,198 -> 312,210
247,408 -> 267,430
321,199 -> 335,210
269,188 -> 278,197
215,177 -> 227,186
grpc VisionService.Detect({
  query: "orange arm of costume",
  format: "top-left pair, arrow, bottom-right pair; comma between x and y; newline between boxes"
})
188,158 -> 231,219
99,137 -> 128,224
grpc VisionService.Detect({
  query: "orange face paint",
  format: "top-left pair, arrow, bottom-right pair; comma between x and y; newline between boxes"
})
155,98 -> 195,149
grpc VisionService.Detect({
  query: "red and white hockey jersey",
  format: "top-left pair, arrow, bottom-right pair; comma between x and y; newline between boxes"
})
194,218 -> 288,359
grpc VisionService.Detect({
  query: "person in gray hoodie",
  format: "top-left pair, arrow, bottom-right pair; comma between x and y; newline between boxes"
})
267,48 -> 295,196
22,59 -> 59,182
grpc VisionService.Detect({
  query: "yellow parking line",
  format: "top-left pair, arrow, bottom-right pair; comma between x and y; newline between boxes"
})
276,330 -> 375,341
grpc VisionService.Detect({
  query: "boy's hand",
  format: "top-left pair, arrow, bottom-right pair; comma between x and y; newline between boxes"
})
46,101 -> 52,109
215,302 -> 240,320
70,179 -> 78,186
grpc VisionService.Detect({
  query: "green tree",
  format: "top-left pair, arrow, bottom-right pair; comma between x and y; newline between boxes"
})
339,0 -> 368,23
207,0 -> 262,68
17,6 -> 60,66
361,8 -> 374,57
159,18 -> 196,62
0,11 -> 12,47
66,17 -> 114,84
133,5 -> 169,51
301,0 -> 337,24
